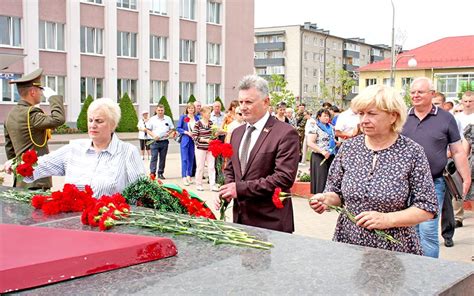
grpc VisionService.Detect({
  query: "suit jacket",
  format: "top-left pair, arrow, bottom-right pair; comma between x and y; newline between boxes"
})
4,95 -> 65,189
224,115 -> 300,233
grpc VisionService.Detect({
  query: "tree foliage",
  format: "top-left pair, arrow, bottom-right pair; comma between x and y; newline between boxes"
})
188,94 -> 196,104
158,95 -> 174,122
458,80 -> 474,100
76,95 -> 94,132
267,74 -> 296,108
116,93 -> 138,132
320,64 -> 356,107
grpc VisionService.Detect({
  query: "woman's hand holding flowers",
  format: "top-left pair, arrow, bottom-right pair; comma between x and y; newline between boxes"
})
355,211 -> 394,230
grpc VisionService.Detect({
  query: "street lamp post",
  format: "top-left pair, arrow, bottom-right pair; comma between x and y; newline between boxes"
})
390,0 -> 396,86
391,55 -> 417,87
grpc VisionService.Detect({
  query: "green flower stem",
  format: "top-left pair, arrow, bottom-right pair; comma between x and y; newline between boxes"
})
117,209 -> 273,250
0,189 -> 50,203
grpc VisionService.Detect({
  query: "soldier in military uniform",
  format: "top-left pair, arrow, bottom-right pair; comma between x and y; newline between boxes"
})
4,68 -> 65,189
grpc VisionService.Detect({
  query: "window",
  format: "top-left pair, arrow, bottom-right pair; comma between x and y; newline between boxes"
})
304,51 -> 308,60
366,78 -> 377,86
436,73 -> 474,99
254,52 -> 266,59
303,84 -> 308,93
313,53 -> 318,62
180,0 -> 195,20
319,55 -> 324,63
312,84 -> 318,93
371,48 -> 382,56
304,36 -> 309,44
83,0 -> 102,4
256,68 -> 266,75
313,68 -> 317,77
41,75 -> 65,103
1,74 -> 21,103
207,43 -> 220,65
80,77 -> 103,103
150,0 -> 167,15
313,37 -> 318,46
150,80 -> 167,103
39,21 -> 65,51
344,57 -> 360,66
207,1 -> 220,24
401,77 -> 413,88
319,39 -> 324,47
333,42 -> 337,49
267,66 -> 284,75
304,67 -> 308,77
179,82 -> 194,104
117,0 -> 136,9
150,35 -> 167,60
344,43 -> 360,52
117,79 -> 137,103
206,83 -> 220,104
0,16 -> 21,46
80,26 -> 103,54
180,39 -> 195,62
117,31 -> 137,57
383,78 -> 391,86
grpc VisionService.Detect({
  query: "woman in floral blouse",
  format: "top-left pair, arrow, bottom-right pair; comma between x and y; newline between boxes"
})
309,85 -> 438,255
307,108 -> 337,194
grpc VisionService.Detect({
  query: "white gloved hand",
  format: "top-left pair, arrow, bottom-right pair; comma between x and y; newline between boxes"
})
2,159 -> 14,174
42,86 -> 57,100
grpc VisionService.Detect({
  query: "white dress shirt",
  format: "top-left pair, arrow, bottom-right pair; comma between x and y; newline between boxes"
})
147,115 -> 175,140
239,111 -> 270,162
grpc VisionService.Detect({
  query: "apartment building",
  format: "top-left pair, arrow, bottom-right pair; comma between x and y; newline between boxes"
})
254,22 -> 390,107
0,0 -> 254,124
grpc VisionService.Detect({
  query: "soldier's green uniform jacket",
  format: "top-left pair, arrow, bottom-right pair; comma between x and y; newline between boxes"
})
4,95 -> 65,189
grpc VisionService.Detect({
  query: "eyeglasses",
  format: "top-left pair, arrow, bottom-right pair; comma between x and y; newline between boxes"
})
410,90 -> 433,96
237,112 -> 242,116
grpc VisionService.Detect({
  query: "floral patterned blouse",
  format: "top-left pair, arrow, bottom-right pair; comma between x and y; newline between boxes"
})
324,134 -> 438,255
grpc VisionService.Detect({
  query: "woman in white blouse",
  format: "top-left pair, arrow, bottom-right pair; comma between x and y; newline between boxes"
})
11,98 -> 145,198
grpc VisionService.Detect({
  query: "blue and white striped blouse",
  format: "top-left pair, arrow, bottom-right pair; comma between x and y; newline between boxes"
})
25,134 -> 145,197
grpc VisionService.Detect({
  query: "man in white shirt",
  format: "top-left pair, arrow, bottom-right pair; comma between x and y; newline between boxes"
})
210,100 -> 226,142
334,107 -> 360,140
146,104 -> 174,179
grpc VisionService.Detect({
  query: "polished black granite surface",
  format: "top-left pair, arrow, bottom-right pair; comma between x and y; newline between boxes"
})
1,195 -> 473,295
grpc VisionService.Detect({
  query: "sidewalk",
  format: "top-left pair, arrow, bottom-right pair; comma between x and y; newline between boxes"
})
0,132 -> 472,263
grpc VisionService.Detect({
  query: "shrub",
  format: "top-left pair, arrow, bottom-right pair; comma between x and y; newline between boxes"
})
116,93 -> 138,132
53,124 -> 81,134
297,170 -> 311,182
77,95 -> 93,132
188,94 -> 196,104
215,96 -> 225,111
158,95 -> 174,122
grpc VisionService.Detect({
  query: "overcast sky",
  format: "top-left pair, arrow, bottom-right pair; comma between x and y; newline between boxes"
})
254,0 -> 473,50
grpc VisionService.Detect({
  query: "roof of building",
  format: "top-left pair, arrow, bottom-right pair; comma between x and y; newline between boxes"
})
359,35 -> 474,72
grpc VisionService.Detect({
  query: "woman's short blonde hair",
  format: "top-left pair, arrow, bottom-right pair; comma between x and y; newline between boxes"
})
88,98 -> 121,130
200,106 -> 212,115
351,85 -> 407,133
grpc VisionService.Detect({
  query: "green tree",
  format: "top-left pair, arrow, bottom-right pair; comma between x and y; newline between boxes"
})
76,95 -> 93,132
188,94 -> 196,104
158,95 -> 174,122
402,84 -> 412,108
215,96 -> 225,111
116,93 -> 138,132
320,63 -> 356,107
267,74 -> 296,108
458,80 -> 474,100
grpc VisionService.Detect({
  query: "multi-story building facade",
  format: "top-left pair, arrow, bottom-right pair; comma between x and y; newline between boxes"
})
0,0 -> 254,124
254,22 -> 390,108
359,36 -> 474,101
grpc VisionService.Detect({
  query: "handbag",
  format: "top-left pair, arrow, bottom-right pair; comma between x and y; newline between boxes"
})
443,160 -> 463,201
175,133 -> 183,143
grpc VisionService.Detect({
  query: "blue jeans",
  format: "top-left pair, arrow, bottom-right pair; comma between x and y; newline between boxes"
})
416,177 -> 445,258
150,140 -> 169,175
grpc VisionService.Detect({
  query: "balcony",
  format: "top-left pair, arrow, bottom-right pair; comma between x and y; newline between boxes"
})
343,64 -> 359,72
370,55 -> 384,63
254,58 -> 285,67
254,42 -> 285,52
343,50 -> 360,58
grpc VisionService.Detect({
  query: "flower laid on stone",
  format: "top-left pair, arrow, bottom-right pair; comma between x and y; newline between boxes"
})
12,149 -> 39,181
208,140 -> 234,220
122,176 -> 216,219
30,184 -> 96,215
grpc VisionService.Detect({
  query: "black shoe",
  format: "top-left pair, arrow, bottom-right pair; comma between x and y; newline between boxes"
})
158,174 -> 166,180
444,238 -> 454,247
455,220 -> 463,228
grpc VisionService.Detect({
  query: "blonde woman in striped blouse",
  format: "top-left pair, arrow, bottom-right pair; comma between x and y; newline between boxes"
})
21,98 -> 145,197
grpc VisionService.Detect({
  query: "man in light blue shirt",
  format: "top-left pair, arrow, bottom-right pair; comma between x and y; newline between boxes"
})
146,104 -> 174,179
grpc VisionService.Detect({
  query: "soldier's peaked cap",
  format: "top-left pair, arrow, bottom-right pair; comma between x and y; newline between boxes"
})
9,68 -> 43,88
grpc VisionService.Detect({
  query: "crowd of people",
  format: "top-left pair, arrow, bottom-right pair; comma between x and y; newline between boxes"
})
3,68 -> 473,259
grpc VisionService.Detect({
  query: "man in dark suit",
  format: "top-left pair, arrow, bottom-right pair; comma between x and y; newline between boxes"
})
219,75 -> 300,233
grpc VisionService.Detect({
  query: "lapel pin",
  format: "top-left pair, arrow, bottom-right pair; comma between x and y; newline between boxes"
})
263,128 -> 269,133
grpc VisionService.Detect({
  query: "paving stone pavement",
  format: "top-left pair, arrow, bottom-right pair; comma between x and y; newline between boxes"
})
1,133 -> 472,264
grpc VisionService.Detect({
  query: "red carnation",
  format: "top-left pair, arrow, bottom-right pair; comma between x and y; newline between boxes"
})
31,195 -> 46,209
272,187 -> 284,209
184,117 -> 190,123
221,143 -> 233,158
99,212 -> 115,231
208,140 -> 222,158
42,201 -> 61,215
21,149 -> 38,165
16,163 -> 34,177
81,209 -> 90,225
